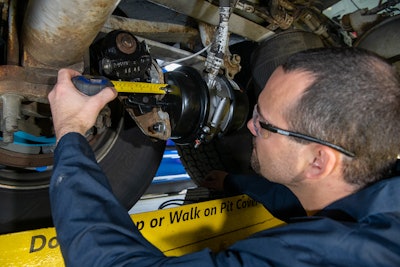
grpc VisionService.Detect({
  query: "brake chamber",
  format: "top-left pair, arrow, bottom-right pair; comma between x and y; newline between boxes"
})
91,30 -> 249,147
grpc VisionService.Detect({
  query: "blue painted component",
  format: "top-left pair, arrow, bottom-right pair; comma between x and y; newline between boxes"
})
153,143 -> 190,184
35,166 -> 49,172
166,139 -> 176,146
0,131 -> 56,146
2,132 -> 189,184
155,150 -> 186,176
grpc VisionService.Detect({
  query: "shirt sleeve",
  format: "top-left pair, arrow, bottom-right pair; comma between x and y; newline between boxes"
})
49,133 -> 305,267
223,173 -> 306,221
50,133 -> 221,266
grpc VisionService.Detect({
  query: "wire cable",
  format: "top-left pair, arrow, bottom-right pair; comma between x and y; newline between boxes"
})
158,198 -> 195,210
160,44 -> 211,67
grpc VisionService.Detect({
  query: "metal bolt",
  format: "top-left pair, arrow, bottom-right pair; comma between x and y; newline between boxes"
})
102,58 -> 113,75
116,32 -> 137,54
152,122 -> 166,133
1,93 -> 23,143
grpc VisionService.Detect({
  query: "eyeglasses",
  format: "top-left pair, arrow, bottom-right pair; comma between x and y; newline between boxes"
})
252,104 -> 355,158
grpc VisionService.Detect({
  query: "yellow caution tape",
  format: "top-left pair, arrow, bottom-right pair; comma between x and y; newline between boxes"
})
0,194 -> 284,266
112,80 -> 168,94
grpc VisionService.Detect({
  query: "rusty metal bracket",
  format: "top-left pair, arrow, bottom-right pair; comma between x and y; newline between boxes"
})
125,105 -> 171,140
0,65 -> 56,103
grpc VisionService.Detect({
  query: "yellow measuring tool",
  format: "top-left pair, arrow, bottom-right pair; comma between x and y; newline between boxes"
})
111,80 -> 168,94
72,75 -> 168,96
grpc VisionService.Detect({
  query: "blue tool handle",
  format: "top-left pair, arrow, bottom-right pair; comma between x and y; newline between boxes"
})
71,75 -> 114,96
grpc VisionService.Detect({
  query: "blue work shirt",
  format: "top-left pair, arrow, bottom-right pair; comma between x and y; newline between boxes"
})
50,133 -> 400,266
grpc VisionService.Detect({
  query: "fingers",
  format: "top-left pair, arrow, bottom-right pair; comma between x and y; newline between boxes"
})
83,86 -> 117,116
49,68 -> 118,141
49,69 -> 81,101
201,170 -> 228,191
52,68 -> 118,107
57,68 -> 81,84
206,170 -> 228,180
95,86 -> 118,105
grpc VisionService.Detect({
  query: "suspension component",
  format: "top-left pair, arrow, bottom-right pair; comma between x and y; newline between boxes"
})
1,94 -> 23,143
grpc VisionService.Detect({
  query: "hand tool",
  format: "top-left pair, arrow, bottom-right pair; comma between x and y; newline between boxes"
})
71,75 -> 168,96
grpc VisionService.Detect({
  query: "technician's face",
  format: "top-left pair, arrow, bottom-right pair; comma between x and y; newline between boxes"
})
247,66 -> 315,186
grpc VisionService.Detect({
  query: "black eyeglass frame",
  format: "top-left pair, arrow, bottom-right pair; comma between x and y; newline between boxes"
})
253,105 -> 356,158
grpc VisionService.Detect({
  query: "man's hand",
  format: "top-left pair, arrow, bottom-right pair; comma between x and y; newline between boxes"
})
48,68 -> 118,142
201,170 -> 229,191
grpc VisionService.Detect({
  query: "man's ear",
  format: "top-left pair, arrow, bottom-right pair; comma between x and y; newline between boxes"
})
305,146 -> 337,179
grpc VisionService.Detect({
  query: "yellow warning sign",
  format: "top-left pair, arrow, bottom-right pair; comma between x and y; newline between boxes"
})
0,194 -> 284,266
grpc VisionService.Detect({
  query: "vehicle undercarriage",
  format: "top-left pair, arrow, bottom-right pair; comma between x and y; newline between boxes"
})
0,0 -> 399,233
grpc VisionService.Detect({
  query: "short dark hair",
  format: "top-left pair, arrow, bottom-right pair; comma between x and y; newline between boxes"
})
282,47 -> 400,187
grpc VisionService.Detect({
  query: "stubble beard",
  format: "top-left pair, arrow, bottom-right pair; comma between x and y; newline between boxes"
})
250,149 -> 261,174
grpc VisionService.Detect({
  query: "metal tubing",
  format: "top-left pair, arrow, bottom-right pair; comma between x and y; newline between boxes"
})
149,0 -> 274,42
205,4 -> 231,89
22,0 -> 121,67
211,97 -> 229,128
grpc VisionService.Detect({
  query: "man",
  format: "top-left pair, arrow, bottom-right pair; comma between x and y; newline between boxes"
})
49,48 -> 400,266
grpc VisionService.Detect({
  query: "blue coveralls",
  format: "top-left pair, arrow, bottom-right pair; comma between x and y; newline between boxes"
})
50,133 -> 400,266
